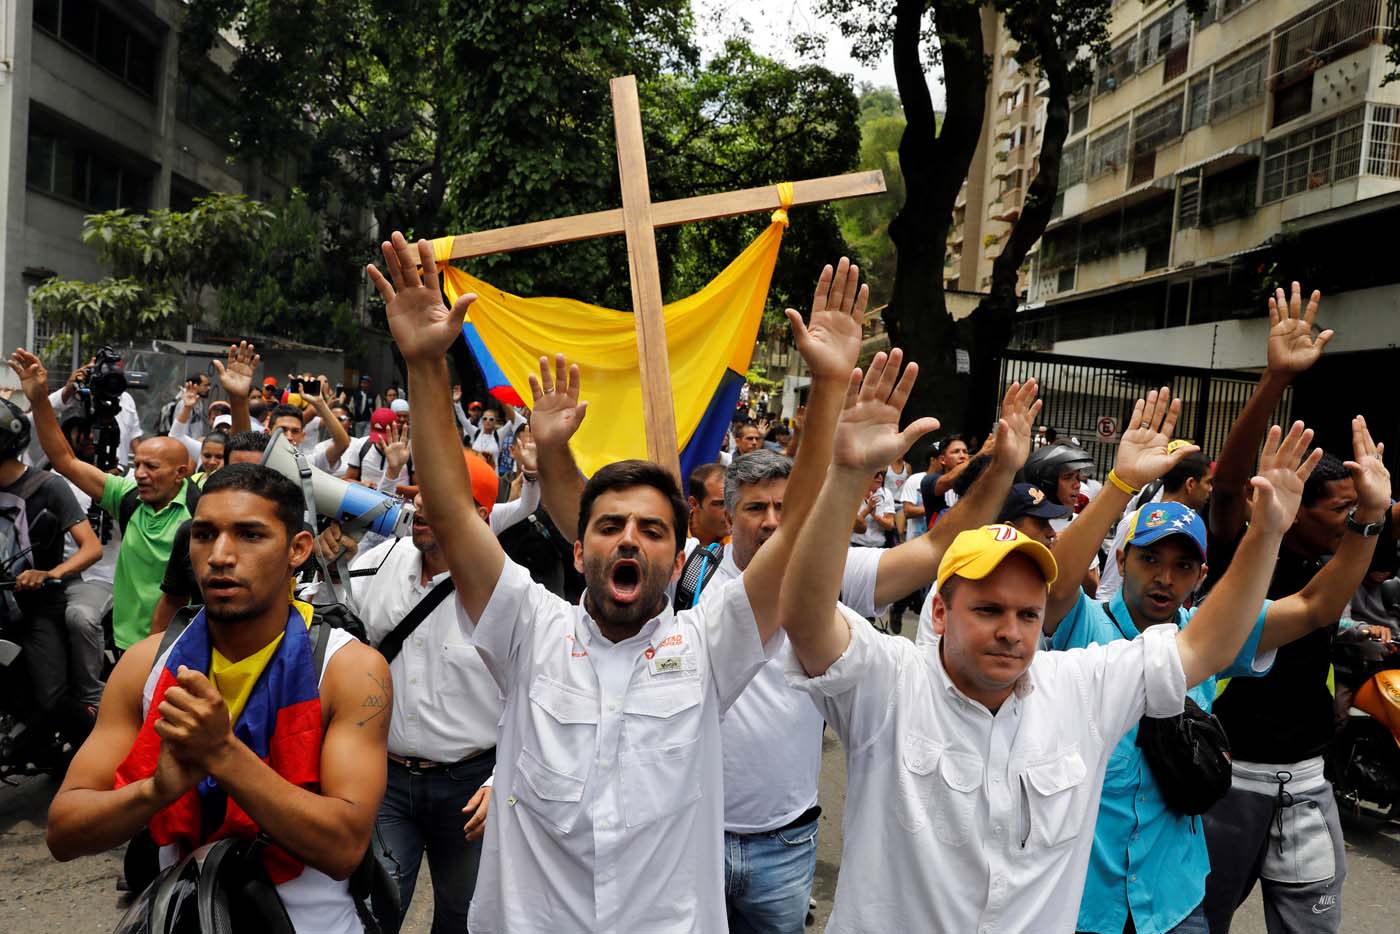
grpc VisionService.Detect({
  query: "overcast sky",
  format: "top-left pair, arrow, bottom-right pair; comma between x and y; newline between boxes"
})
692,0 -> 946,110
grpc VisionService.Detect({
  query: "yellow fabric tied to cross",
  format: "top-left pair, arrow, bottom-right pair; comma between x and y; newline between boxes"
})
434,182 -> 794,478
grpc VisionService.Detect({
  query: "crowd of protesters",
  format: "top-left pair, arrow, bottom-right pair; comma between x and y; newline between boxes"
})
0,237 -> 1390,934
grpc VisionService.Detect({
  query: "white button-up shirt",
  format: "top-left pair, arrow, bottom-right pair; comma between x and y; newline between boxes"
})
707,545 -> 882,834
350,538 -> 503,763
788,608 -> 1186,933
465,559 -> 767,933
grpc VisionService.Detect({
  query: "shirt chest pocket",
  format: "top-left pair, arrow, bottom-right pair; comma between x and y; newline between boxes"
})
898,732 -> 982,846
438,643 -> 487,697
514,676 -> 599,834
619,676 -> 705,828
1019,748 -> 1088,848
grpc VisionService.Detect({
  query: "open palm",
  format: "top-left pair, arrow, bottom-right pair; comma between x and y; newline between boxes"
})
1113,388 -> 1198,489
528,354 -> 588,448
1251,421 -> 1322,535
787,258 -> 867,381
1345,415 -> 1390,515
367,232 -> 475,363
214,341 -> 259,400
832,350 -> 939,474
1267,282 -> 1332,375
7,349 -> 49,402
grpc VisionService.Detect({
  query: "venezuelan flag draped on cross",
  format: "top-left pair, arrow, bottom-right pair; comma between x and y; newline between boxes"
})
433,187 -> 792,480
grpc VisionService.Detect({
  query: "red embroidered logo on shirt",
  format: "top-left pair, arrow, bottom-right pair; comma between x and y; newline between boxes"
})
644,646 -> 656,660
657,635 -> 683,649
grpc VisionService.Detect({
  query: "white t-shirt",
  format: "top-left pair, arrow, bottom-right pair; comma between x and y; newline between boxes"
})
702,545 -> 882,834
851,486 -> 895,547
346,438 -> 408,489
901,472 -> 927,542
61,480 -> 118,585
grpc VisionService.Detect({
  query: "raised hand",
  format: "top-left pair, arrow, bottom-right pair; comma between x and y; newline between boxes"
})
213,341 -> 260,400
1112,387 -> 1199,489
1250,421 -> 1323,535
1267,282 -> 1332,376
181,382 -> 200,410
1344,415 -> 1389,519
366,232 -> 474,363
383,421 -> 411,473
831,350 -> 940,474
513,426 -> 539,475
786,258 -> 868,381
528,354 -> 588,449
7,349 -> 50,402
989,378 -> 1042,474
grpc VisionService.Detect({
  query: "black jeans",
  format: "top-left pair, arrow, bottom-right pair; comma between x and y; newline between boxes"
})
12,589 -> 94,749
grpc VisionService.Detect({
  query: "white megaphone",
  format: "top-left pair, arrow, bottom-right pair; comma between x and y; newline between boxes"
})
260,431 -> 415,539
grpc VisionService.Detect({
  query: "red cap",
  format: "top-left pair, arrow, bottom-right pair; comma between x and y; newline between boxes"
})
263,376 -> 278,387
464,450 -> 498,514
368,407 -> 397,442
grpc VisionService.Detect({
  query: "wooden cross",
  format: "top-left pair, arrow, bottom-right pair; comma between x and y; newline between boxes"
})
436,75 -> 886,478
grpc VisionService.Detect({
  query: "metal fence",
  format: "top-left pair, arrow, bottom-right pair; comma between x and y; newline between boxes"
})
998,350 -> 1292,479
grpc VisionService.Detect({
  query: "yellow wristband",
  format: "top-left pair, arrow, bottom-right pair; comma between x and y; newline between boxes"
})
1107,469 -> 1140,495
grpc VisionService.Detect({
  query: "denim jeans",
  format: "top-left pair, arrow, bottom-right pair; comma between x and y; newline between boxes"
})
724,814 -> 820,934
1103,903 -> 1210,934
374,751 -> 495,934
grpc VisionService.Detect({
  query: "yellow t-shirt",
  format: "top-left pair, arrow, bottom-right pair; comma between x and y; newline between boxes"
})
209,600 -> 315,723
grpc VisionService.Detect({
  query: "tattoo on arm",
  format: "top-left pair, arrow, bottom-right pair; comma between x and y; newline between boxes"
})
357,672 -> 391,728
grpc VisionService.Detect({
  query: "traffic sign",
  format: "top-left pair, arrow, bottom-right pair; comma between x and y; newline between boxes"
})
1096,416 -> 1119,441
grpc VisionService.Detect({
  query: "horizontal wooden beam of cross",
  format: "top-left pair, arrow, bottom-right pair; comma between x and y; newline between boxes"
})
437,170 -> 888,261
431,75 -> 886,480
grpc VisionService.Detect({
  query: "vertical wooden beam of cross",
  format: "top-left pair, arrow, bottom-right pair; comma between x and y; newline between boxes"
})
610,76 -> 679,471
430,75 -> 886,480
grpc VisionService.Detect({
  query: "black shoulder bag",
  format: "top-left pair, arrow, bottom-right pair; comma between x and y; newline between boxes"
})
1103,603 -> 1232,815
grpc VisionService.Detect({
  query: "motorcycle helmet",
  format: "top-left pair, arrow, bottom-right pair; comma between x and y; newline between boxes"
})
1020,444 -> 1096,500
111,856 -> 200,934
111,838 -> 294,934
0,397 -> 31,463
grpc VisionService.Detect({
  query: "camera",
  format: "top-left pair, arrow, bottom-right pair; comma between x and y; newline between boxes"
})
74,346 -> 128,473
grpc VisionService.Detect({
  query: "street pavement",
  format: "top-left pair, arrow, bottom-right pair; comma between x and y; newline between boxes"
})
3,623 -> 1397,932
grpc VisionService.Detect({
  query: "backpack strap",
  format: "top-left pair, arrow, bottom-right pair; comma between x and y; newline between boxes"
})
674,542 -> 724,612
151,605 -> 201,668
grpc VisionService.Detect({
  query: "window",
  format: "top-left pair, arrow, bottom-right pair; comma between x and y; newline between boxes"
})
1060,139 -> 1087,190
1210,48 -> 1267,123
1273,0 -> 1386,90
32,0 -> 161,97
1178,173 -> 1202,227
1197,0 -> 1218,29
1218,0 -> 1257,16
1138,4 -> 1190,71
1132,94 -> 1185,156
1199,161 -> 1260,226
1096,36 -> 1137,96
1366,104 -> 1400,179
1070,102 -> 1090,136
1040,225 -> 1079,270
1262,106 -> 1364,202
1089,124 -> 1130,178
1187,76 -> 1211,130
26,120 -> 152,211
176,74 -> 236,143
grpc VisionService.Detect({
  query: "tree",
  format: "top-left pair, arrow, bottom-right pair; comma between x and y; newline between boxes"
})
835,84 -> 908,306
29,194 -> 274,347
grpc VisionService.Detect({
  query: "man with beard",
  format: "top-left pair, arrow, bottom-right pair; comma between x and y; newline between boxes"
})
365,234 -> 912,932
778,387 -> 1322,933
46,464 -> 391,934
12,350 -> 198,652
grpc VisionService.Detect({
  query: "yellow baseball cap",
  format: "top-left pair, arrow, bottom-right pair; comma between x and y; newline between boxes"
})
937,524 -> 1059,591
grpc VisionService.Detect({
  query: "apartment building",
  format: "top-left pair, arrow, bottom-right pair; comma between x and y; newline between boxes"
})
1017,0 -> 1400,377
946,9 -> 1046,295
0,0 -> 290,369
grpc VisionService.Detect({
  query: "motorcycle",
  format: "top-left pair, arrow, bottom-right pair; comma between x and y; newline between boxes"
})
1328,579 -> 1400,820
0,577 -> 84,782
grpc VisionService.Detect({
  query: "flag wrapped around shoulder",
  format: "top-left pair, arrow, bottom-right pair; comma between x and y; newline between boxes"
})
114,603 -> 323,885
435,183 -> 793,479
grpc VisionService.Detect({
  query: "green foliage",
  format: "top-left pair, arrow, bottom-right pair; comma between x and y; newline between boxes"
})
30,194 -> 274,345
217,191 -> 365,354
835,83 -> 907,307
643,40 -> 861,330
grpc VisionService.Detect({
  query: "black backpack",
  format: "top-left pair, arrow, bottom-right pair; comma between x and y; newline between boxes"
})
674,542 -> 724,612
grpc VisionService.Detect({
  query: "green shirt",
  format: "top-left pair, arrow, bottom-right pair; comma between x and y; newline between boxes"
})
101,475 -> 195,649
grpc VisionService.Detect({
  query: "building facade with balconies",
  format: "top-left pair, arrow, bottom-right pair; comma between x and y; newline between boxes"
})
1018,0 -> 1400,378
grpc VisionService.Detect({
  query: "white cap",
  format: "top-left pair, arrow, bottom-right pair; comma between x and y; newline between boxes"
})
390,399 -> 410,415
213,414 -> 233,429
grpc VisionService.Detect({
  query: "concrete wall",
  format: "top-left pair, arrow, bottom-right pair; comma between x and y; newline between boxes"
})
1050,281 -> 1400,367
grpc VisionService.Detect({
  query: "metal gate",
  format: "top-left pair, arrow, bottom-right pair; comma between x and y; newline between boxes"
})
997,351 -> 1293,480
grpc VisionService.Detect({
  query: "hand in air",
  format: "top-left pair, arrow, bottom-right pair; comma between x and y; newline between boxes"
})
1266,282 -> 1331,376
1344,415 -> 1389,520
1112,388 -> 1199,490
1249,421 -> 1323,537
367,232 -> 475,363
528,354 -> 588,449
988,379 -> 1042,474
7,349 -> 50,403
787,258 -> 867,382
831,350 -> 940,474
213,341 -> 260,400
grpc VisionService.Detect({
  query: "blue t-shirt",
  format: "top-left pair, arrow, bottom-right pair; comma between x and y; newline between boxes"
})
1051,590 -> 1274,934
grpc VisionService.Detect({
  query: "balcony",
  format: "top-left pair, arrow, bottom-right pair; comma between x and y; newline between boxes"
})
1271,0 -> 1389,90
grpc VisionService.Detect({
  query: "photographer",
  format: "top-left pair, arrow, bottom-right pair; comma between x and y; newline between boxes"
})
11,349 -> 199,653
47,353 -> 143,471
